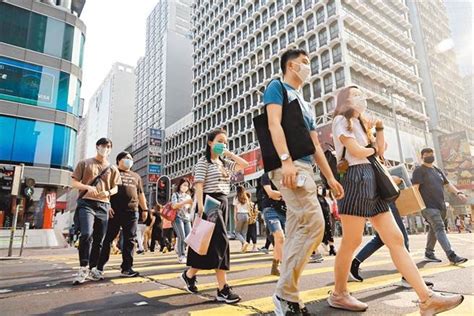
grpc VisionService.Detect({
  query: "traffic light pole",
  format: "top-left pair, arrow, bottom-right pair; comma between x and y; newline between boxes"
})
8,165 -> 24,257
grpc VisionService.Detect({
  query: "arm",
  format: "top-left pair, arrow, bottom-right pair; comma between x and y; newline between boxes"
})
194,182 -> 204,215
446,182 -> 468,203
310,131 -> 344,199
267,104 -> 298,188
375,126 -> 386,157
138,192 -> 148,222
263,184 -> 282,201
224,151 -> 249,172
340,136 -> 377,159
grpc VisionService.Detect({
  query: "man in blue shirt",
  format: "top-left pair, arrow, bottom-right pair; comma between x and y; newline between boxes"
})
264,48 -> 344,316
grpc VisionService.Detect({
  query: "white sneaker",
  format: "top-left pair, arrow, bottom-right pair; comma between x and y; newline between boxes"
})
178,256 -> 187,264
73,267 -> 89,285
88,267 -> 104,281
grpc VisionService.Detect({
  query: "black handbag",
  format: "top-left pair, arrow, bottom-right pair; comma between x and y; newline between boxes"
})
358,118 -> 400,202
253,79 -> 315,172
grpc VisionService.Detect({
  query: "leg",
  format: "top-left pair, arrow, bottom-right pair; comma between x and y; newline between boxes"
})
234,214 -> 246,245
273,230 -> 285,262
215,269 -> 227,290
136,224 -> 145,252
97,214 -> 121,271
121,211 -> 138,271
334,215 -> 366,294
354,232 -> 385,263
425,224 -> 437,256
422,208 -> 455,258
77,201 -> 95,267
390,204 -> 409,251
370,212 -> 430,301
89,204 -> 109,269
173,217 -> 186,258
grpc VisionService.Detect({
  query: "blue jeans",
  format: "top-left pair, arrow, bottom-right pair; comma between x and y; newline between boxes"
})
76,199 -> 109,268
422,208 -> 454,257
355,203 -> 409,263
263,207 -> 286,233
234,213 -> 249,245
172,216 -> 191,257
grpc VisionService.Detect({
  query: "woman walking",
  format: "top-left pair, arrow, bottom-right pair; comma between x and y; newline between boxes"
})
171,179 -> 194,263
246,192 -> 259,252
181,129 -> 249,304
233,186 -> 251,252
317,185 -> 337,256
328,86 -> 463,314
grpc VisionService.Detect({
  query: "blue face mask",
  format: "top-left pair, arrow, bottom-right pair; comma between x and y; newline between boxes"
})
213,143 -> 226,156
123,159 -> 133,169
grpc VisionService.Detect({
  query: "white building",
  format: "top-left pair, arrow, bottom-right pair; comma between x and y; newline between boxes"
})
164,0 -> 430,184
132,0 -> 193,192
83,62 -> 136,161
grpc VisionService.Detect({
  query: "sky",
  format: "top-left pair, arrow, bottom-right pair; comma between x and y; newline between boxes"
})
79,1 -> 159,114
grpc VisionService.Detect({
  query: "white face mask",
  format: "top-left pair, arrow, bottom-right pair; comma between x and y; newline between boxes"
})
97,146 -> 110,157
123,159 -> 133,169
293,62 -> 311,82
351,95 -> 368,114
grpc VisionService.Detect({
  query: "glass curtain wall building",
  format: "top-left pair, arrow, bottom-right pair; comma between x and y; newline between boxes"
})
164,0 -> 429,185
0,0 -> 86,228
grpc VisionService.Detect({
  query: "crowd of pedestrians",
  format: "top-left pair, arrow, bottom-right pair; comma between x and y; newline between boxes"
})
70,48 -> 469,315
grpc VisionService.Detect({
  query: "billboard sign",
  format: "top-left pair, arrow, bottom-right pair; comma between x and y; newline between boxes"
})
439,131 -> 473,191
149,164 -> 161,175
148,128 -> 163,182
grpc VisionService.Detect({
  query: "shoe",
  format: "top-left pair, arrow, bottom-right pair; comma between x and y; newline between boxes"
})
178,256 -> 187,264
259,247 -> 269,254
137,250 -> 144,255
181,269 -> 198,294
271,259 -> 280,276
424,253 -> 442,263
329,245 -> 337,256
88,267 -> 104,281
349,259 -> 363,282
448,253 -> 468,265
241,242 -> 249,253
251,246 -> 258,252
162,248 -> 168,254
419,291 -> 464,316
121,269 -> 139,277
309,253 -> 324,263
273,294 -> 302,316
73,267 -> 89,285
327,291 -> 368,312
299,302 -> 310,316
401,277 -> 434,288
216,284 -> 241,304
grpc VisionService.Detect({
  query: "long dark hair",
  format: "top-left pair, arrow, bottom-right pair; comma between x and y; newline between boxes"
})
205,128 -> 227,163
175,178 -> 191,194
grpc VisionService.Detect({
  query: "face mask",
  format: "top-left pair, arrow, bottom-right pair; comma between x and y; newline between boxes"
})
352,95 -> 367,114
123,159 -> 133,169
423,156 -> 435,164
213,143 -> 226,156
317,188 -> 323,196
97,146 -> 110,157
293,63 -> 311,82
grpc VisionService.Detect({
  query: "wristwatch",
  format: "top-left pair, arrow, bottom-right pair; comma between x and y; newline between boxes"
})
456,192 -> 464,196
280,153 -> 290,162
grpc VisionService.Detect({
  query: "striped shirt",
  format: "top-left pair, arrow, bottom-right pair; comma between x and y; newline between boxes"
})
193,156 -> 237,195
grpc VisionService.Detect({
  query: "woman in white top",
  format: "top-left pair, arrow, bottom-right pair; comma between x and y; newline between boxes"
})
233,185 -> 251,252
328,86 -> 463,314
171,179 -> 193,263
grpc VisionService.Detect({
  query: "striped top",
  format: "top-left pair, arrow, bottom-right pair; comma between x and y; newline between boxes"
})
193,156 -> 237,195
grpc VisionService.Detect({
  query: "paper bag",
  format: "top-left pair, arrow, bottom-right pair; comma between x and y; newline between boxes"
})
185,216 -> 215,256
396,186 -> 426,216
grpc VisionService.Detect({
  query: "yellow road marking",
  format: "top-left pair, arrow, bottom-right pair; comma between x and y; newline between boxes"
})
111,277 -> 150,284
189,261 -> 474,316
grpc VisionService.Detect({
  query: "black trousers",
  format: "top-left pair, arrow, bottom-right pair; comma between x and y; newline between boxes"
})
97,210 -> 138,271
150,224 -> 166,252
246,223 -> 257,244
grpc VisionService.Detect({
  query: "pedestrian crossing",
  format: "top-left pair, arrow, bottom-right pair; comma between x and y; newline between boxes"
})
35,243 -> 472,315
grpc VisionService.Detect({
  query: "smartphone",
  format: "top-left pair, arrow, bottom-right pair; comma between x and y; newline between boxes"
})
296,174 -> 307,187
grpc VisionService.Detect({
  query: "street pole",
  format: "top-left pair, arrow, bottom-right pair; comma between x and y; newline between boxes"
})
390,91 -> 405,165
8,164 -> 24,257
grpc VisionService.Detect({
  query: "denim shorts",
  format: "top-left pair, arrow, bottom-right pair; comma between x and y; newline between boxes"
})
263,207 -> 286,233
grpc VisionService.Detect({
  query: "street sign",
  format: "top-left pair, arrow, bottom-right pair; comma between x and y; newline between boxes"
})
148,164 -> 161,174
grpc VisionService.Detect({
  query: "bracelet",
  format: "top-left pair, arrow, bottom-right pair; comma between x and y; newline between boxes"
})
375,126 -> 384,131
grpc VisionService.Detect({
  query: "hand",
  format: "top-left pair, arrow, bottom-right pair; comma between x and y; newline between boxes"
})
457,193 -> 468,204
367,117 -> 383,129
268,190 -> 282,201
223,149 -> 233,158
109,208 -> 115,218
185,198 -> 194,205
282,160 -> 297,189
86,185 -> 99,196
328,178 -> 344,200
97,191 -> 109,199
391,175 -> 402,185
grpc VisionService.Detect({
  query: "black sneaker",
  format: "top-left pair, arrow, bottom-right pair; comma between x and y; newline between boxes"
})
273,294 -> 302,315
349,259 -> 363,282
216,284 -> 241,304
401,276 -> 434,288
180,269 -> 198,294
448,253 -> 468,265
121,269 -> 139,277
300,305 -> 311,316
424,253 -> 442,263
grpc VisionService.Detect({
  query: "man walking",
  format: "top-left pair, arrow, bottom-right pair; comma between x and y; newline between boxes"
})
412,148 -> 468,264
89,151 -> 150,280
264,48 -> 344,315
71,138 -> 121,285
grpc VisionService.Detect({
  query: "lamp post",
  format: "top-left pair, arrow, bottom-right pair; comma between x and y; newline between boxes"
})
387,89 -> 405,165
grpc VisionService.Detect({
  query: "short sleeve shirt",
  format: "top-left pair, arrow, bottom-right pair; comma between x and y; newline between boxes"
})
193,156 -> 237,195
332,115 -> 370,166
263,80 -> 316,164
110,169 -> 143,211
412,165 -> 449,211
260,173 -> 287,212
72,158 -> 121,203
233,198 -> 250,214
172,192 -> 192,221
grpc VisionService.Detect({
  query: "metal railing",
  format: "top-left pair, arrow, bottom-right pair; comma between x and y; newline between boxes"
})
0,224 -> 29,257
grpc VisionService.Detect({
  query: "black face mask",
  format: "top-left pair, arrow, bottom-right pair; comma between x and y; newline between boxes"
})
423,156 -> 435,164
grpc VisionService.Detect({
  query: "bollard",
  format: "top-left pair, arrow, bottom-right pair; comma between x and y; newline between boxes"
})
19,222 -> 29,257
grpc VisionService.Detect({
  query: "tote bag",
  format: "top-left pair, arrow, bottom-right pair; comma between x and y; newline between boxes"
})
184,216 -> 215,256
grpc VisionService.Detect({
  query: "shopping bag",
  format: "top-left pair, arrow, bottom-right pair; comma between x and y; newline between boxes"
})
396,186 -> 426,216
185,216 -> 215,255
160,202 -> 177,221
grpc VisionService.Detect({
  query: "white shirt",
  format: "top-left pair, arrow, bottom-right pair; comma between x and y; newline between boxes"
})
332,115 -> 370,166
233,198 -> 250,214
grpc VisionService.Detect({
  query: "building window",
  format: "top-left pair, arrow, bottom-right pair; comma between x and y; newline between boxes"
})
323,74 -> 333,93
297,22 -> 305,37
321,50 -> 330,69
270,21 -> 277,35
278,14 -> 285,30
335,67 -> 345,88
327,0 -> 336,16
332,44 -> 342,63
286,8 -> 294,24
303,84 -> 311,101
326,97 -> 335,112
299,40 -> 307,51
329,22 -> 339,40
306,14 -> 314,31
311,56 -> 319,75
308,35 -> 317,52
279,33 -> 287,50
288,27 -> 295,43
313,79 -> 322,98
316,7 -> 325,25
304,0 -> 312,10
318,28 -> 327,47
315,101 -> 324,116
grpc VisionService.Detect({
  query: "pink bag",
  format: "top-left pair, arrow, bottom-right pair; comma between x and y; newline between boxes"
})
184,216 -> 215,255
